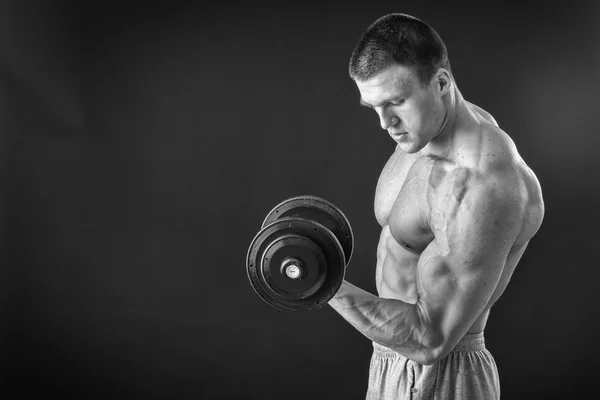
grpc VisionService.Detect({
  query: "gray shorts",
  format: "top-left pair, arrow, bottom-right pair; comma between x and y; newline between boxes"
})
366,332 -> 500,399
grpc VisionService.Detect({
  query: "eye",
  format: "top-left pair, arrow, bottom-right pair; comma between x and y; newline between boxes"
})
390,99 -> 405,106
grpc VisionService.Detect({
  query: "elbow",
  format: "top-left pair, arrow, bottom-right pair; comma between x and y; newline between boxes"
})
417,356 -> 436,366
416,331 -> 446,365
413,302 -> 447,365
386,330 -> 448,365
417,332 -> 465,365
413,342 -> 446,365
418,347 -> 445,365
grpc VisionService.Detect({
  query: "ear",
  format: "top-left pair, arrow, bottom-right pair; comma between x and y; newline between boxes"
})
434,68 -> 452,95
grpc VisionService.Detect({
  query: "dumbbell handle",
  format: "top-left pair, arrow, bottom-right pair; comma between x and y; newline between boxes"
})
280,258 -> 304,280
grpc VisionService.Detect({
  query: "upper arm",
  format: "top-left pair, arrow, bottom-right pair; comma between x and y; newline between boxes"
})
414,169 -> 524,361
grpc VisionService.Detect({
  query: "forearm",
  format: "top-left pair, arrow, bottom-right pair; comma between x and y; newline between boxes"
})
328,280 -> 439,363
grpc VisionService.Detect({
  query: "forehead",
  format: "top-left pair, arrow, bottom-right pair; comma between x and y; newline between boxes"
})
356,65 -> 419,102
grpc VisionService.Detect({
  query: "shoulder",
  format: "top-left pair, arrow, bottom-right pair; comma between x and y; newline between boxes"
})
451,108 -> 523,179
476,125 -> 545,244
429,165 -> 526,262
439,122 -> 544,245
432,130 -> 528,235
434,163 -> 525,224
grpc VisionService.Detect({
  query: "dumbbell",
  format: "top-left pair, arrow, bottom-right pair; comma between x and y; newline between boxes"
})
246,195 -> 354,312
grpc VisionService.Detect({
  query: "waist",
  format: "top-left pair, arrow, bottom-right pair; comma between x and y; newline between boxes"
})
372,332 -> 487,358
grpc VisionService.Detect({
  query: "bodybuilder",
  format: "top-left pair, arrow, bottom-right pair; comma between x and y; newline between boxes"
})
328,13 -> 545,399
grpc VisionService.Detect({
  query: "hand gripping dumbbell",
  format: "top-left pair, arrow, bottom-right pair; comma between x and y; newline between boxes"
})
246,196 -> 354,312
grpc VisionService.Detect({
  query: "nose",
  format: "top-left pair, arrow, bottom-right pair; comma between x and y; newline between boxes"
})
377,109 -> 399,130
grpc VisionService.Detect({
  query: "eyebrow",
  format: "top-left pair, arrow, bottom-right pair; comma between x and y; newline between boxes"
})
359,97 -> 402,109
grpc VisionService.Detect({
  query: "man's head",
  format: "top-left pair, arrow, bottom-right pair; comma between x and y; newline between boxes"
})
350,14 -> 455,153
349,13 -> 451,86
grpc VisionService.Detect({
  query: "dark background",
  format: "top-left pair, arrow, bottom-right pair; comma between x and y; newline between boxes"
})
1,1 -> 598,399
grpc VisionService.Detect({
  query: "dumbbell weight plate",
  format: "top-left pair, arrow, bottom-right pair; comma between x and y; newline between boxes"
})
261,195 -> 354,266
247,218 -> 346,312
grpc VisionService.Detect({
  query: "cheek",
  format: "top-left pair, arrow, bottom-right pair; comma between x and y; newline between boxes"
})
407,106 -> 428,130
402,107 -> 422,128
419,98 -> 440,129
403,97 -> 437,130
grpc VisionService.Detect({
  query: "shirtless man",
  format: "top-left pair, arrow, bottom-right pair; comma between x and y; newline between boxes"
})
328,14 -> 544,399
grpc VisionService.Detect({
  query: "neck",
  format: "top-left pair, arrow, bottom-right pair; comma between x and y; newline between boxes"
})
419,87 -> 464,159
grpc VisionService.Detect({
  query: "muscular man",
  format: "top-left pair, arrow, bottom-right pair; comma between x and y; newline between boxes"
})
328,14 -> 544,399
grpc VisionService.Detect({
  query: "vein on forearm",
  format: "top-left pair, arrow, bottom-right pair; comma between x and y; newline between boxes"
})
330,283 -> 428,353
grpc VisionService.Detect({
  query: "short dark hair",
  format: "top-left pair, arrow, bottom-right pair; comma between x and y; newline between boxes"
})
349,13 -> 451,85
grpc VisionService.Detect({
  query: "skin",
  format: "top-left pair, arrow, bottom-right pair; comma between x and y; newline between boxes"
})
328,64 -> 545,365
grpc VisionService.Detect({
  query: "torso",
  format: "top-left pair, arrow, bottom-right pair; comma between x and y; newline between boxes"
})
373,102 -> 544,333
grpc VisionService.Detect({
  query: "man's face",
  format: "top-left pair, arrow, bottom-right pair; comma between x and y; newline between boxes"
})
356,64 -> 445,153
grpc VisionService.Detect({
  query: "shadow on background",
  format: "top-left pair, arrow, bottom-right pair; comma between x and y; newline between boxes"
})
1,1 -> 598,399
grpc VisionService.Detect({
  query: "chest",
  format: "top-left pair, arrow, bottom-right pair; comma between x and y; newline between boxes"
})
374,151 -> 447,252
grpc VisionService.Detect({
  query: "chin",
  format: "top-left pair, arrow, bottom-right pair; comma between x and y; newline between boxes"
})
397,140 -> 421,154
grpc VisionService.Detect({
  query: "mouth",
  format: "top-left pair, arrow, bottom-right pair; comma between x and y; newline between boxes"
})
391,132 -> 408,140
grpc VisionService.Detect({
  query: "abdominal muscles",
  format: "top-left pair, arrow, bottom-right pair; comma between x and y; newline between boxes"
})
375,226 -> 421,303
